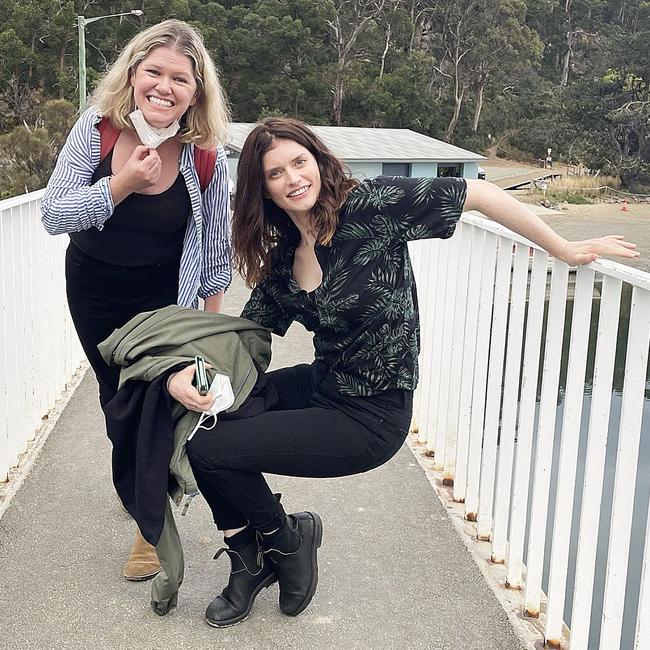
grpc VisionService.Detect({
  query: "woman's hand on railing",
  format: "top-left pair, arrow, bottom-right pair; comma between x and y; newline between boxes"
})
166,363 -> 214,412
465,180 -> 640,267
555,235 -> 639,266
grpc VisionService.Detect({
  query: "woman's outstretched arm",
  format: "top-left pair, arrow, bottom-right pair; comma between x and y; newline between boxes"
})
464,179 -> 639,266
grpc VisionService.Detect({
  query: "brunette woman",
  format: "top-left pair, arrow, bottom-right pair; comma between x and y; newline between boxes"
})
167,118 -> 638,627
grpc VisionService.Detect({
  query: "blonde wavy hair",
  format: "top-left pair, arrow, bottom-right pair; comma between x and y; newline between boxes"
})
90,19 -> 230,148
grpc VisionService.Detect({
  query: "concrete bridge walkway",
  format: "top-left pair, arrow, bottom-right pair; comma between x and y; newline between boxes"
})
0,279 -> 526,650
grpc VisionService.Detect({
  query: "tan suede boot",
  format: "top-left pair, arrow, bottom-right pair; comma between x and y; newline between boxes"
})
122,529 -> 162,581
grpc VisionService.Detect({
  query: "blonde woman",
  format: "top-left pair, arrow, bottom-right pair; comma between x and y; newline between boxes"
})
42,19 -> 232,581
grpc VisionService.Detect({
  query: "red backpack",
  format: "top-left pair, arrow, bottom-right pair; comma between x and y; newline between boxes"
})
98,116 -> 216,192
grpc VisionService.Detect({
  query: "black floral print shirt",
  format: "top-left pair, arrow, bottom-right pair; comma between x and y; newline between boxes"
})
241,176 -> 468,396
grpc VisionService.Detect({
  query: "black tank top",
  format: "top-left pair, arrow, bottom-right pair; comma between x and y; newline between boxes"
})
70,151 -> 191,266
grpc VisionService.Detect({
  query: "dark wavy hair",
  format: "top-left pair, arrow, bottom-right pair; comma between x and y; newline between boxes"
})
232,117 -> 358,287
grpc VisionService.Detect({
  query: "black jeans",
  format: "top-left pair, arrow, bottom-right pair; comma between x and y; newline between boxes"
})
65,242 -> 179,409
186,362 -> 413,533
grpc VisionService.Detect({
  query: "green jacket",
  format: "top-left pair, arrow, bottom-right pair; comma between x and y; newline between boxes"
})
98,305 -> 272,614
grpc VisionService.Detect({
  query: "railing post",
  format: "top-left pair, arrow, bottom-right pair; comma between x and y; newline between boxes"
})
506,248 -> 549,588
464,231 -> 498,521
491,243 -> 530,563
635,498 -> 650,649
569,275 -> 622,650
415,239 -> 437,446
430,238 -> 450,465
0,211 -> 8,482
424,240 -> 443,455
453,227 -> 484,503
444,225 -> 472,484
600,287 -> 650,649
544,266 -> 595,647
408,240 -> 424,435
524,260 -> 569,618
477,236 -> 513,541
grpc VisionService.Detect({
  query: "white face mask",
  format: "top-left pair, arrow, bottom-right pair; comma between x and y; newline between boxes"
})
128,108 -> 180,149
187,373 -> 236,440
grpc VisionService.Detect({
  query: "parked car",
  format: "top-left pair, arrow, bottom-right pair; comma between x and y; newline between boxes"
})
477,166 -> 486,180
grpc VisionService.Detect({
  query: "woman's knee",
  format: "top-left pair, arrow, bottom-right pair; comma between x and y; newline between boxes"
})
186,434 -> 222,472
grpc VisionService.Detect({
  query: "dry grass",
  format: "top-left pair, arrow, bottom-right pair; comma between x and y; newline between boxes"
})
550,174 -> 621,191
532,174 -> 623,203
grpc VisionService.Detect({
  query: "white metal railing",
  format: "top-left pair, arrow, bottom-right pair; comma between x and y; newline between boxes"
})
410,213 -> 650,650
0,189 -> 85,483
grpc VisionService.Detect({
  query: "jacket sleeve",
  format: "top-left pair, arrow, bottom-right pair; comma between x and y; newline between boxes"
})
198,144 -> 232,298
40,107 -> 115,235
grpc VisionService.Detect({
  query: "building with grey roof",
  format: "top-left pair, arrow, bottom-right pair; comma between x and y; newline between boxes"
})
226,123 -> 486,184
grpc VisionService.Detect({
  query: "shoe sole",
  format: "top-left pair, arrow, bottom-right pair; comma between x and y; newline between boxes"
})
283,511 -> 323,617
205,573 -> 277,628
123,568 -> 162,581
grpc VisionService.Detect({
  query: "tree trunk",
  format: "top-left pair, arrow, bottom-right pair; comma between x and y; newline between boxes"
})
331,66 -> 345,125
445,83 -> 465,142
560,30 -> 573,86
59,46 -> 67,99
29,35 -> 36,79
379,24 -> 391,80
472,83 -> 484,133
620,0 -> 641,31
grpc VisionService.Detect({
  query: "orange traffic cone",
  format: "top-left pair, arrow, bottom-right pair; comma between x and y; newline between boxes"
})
621,198 -> 630,212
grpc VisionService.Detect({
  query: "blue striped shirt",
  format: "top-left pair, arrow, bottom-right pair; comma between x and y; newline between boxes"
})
41,107 -> 232,308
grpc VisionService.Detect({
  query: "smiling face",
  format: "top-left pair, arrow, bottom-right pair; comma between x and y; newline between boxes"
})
262,138 -> 322,222
130,46 -> 198,129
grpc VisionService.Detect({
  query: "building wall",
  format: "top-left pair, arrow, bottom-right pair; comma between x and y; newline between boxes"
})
411,162 -> 438,178
348,161 -> 382,180
227,155 -> 479,184
228,155 -> 240,184
463,162 -> 480,179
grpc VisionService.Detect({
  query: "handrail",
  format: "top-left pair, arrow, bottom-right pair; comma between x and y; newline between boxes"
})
462,210 -> 650,291
0,190 -> 84,483
410,214 -> 650,649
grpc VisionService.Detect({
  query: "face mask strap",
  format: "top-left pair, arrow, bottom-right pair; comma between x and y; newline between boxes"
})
187,412 -> 217,441
197,412 -> 217,432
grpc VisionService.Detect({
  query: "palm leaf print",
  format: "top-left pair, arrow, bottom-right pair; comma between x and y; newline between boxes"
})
371,214 -> 403,240
334,370 -> 386,395
320,255 -> 351,298
320,312 -> 350,333
396,366 -> 412,388
345,181 -> 405,213
363,285 -> 413,321
403,224 -> 432,241
320,293 -> 360,313
353,239 -> 389,265
319,293 -> 359,333
337,221 -> 375,241
411,177 -> 439,206
437,180 -> 467,225
367,267 -> 399,293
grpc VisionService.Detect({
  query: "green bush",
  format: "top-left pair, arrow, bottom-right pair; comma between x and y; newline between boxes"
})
0,99 -> 76,198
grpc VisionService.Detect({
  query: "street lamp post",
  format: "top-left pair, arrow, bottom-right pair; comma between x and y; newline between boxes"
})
77,9 -> 144,110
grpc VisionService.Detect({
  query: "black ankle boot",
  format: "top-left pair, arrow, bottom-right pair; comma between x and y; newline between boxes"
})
205,533 -> 277,628
262,511 -> 323,616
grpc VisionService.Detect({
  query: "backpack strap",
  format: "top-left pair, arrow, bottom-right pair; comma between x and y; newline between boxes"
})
194,146 -> 217,193
98,116 -> 121,162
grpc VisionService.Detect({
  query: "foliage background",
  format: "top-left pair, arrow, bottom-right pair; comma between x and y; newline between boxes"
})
1,0 -> 649,197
